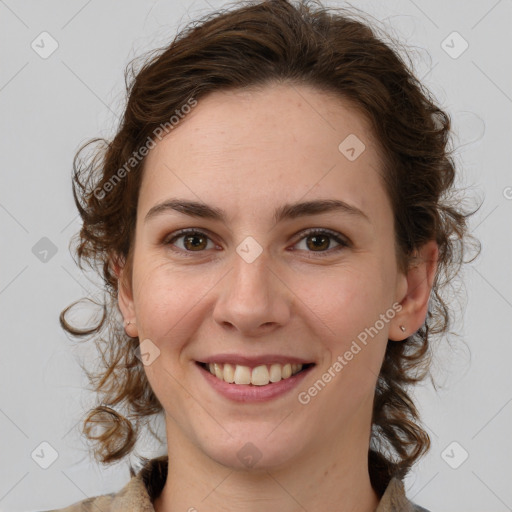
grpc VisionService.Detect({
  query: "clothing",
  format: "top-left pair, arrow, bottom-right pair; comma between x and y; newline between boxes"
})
42,455 -> 430,512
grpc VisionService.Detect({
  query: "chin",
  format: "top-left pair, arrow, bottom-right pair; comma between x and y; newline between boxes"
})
199,428 -> 305,472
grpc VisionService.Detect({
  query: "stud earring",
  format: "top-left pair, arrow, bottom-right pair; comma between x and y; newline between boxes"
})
399,325 -> 406,332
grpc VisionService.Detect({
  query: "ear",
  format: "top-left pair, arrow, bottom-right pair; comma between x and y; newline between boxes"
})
112,252 -> 139,338
390,239 -> 439,341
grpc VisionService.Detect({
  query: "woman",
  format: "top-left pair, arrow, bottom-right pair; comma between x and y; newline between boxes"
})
54,0 -> 478,510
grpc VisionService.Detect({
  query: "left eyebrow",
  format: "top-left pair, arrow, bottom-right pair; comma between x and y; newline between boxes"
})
144,198 -> 371,225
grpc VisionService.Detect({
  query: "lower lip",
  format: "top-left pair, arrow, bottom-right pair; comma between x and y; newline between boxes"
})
197,363 -> 314,403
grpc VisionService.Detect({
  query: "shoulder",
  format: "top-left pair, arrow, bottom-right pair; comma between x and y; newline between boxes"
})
39,456 -> 168,512
377,476 -> 432,512
39,492 -> 117,512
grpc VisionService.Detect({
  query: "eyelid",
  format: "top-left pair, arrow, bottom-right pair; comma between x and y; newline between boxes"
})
290,227 -> 350,257
162,227 -> 350,257
162,228 -> 219,256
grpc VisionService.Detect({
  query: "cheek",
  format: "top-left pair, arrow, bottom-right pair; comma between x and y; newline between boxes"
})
298,264 -> 393,393
298,265 -> 389,338
131,262 -> 196,341
131,258 -> 231,357
131,246 -> 394,359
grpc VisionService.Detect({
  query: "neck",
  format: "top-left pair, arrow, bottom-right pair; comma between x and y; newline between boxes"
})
153,415 -> 381,512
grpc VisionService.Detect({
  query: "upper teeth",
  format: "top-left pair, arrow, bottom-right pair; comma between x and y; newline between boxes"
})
208,363 -> 303,385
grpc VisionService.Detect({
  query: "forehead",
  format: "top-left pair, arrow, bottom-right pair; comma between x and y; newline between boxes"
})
138,83 -> 389,225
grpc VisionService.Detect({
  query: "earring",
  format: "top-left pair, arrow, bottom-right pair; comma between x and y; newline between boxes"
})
125,320 -> 131,327
399,325 -> 406,332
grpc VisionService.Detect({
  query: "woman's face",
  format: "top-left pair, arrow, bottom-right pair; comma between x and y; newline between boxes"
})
119,83 -> 412,470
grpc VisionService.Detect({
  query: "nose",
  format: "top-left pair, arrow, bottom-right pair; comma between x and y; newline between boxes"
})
212,248 -> 291,336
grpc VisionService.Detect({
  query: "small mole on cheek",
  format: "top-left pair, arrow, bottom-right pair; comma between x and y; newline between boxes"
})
324,461 -> 336,477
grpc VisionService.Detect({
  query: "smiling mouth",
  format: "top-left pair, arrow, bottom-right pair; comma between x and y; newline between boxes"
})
196,361 -> 315,386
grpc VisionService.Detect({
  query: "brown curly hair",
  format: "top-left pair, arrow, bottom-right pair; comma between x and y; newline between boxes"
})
60,0 -> 481,495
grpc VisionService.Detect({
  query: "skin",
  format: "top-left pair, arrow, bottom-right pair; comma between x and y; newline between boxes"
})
117,83 -> 438,511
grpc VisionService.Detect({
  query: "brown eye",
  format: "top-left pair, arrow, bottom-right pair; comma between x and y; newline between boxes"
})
182,233 -> 208,251
165,229 -> 215,253
305,233 -> 330,251
294,229 -> 349,256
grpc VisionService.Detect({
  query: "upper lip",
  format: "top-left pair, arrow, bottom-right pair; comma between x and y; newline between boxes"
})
197,354 -> 315,367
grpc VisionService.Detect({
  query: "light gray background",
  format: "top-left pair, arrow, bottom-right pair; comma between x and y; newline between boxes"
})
1,1 -> 511,511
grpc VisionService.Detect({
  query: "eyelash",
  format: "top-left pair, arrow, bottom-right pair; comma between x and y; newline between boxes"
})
162,227 -> 350,258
